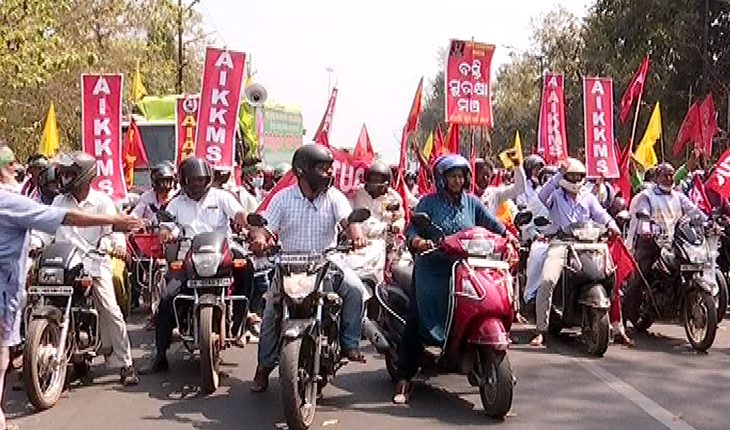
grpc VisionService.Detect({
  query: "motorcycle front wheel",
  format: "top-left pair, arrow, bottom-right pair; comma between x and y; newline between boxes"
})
199,306 -> 221,394
23,318 -> 67,411
683,290 -> 718,352
583,307 -> 609,357
477,348 -> 514,420
280,337 -> 318,430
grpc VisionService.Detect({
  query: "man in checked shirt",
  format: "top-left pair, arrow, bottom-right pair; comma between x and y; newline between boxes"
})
248,144 -> 368,393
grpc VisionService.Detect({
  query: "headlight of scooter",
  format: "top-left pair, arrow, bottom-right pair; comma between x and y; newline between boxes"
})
192,252 -> 223,277
282,273 -> 318,300
684,244 -> 709,264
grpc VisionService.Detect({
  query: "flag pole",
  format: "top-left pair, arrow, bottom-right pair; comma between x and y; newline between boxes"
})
659,104 -> 666,162
629,89 -> 644,150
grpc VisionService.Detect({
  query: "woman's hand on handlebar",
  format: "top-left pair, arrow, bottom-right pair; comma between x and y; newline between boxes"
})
412,237 -> 435,252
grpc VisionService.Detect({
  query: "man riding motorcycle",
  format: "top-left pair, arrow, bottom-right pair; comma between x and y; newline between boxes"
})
131,162 -> 176,224
51,151 -> 140,385
393,154 -> 512,404
248,144 -> 369,393
349,161 -> 406,236
146,157 -> 252,372
528,158 -> 620,346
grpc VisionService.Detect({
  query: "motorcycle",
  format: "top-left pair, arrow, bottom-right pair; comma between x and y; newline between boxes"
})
23,237 -> 113,410
623,213 -> 723,352
246,208 -> 371,430
374,212 -> 516,419
127,227 -> 166,314
159,211 -> 252,394
546,221 -> 614,357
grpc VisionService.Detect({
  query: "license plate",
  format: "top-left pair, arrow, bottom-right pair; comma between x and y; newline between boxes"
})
680,263 -> 704,271
188,278 -> 232,288
28,286 -> 73,296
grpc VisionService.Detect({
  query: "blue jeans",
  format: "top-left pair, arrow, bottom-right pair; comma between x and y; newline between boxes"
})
257,258 -> 365,369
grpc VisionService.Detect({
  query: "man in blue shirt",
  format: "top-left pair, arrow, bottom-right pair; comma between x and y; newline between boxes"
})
0,144 -> 141,430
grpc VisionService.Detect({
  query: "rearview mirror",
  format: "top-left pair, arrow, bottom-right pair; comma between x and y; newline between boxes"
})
411,212 -> 432,230
157,210 -> 176,223
534,216 -> 550,227
247,213 -> 267,228
513,211 -> 533,227
348,208 -> 371,223
636,211 -> 650,221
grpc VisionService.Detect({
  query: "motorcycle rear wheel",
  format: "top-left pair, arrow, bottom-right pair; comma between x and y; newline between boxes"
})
199,306 -> 220,394
623,282 -> 655,332
280,337 -> 318,430
24,319 -> 67,411
477,348 -> 514,419
683,290 -> 718,352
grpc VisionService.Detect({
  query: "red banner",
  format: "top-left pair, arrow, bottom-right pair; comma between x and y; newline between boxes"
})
81,74 -> 127,202
195,47 -> 246,168
583,77 -> 619,178
175,95 -> 200,165
537,73 -> 569,165
444,39 -> 494,126
313,87 -> 338,146
706,146 -> 730,199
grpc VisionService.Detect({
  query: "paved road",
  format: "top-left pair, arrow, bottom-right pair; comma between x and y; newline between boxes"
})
6,314 -> 730,430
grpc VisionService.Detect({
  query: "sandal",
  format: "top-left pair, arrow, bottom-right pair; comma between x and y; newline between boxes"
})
529,332 -> 546,347
393,380 -> 413,404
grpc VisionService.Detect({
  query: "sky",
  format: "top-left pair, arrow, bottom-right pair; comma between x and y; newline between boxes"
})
200,0 -> 592,164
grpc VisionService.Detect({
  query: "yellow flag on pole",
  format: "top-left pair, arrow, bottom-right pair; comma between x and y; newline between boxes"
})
423,131 -> 434,160
132,59 -> 148,102
499,130 -> 524,169
39,102 -> 60,157
634,101 -> 661,169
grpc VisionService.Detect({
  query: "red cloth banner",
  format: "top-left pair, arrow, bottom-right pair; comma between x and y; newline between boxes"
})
706,146 -> 730,199
445,39 -> 495,126
537,73 -> 569,165
195,47 -> 246,168
689,174 -> 712,215
81,74 -> 127,203
583,77 -> 619,178
175,95 -> 200,165
313,87 -> 338,146
699,93 -> 718,156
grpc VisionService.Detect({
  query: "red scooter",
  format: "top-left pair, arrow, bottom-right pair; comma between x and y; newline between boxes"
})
374,213 -> 517,419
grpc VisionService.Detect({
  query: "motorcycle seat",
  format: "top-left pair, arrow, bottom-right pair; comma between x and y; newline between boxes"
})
392,265 -> 413,293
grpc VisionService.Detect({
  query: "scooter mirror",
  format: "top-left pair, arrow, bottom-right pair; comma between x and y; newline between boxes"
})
411,212 -> 431,229
635,211 -> 650,221
514,211 -> 533,227
385,202 -> 401,212
534,216 -> 550,227
157,210 -> 176,223
348,208 -> 371,223
246,213 -> 267,228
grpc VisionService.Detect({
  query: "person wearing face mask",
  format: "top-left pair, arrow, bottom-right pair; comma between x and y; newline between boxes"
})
349,161 -> 406,237
131,162 -> 176,224
528,158 -> 620,346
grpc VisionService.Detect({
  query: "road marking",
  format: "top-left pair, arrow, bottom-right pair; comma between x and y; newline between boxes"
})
575,359 -> 697,430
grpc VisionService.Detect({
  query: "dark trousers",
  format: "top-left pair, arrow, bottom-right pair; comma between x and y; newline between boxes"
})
395,276 -> 423,380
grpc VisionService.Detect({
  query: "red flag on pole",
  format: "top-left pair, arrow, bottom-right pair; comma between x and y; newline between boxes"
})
433,125 -> 445,159
689,174 -> 713,215
608,236 -> 637,295
673,101 -> 702,157
353,123 -> 374,161
699,93 -> 718,156
619,55 -> 650,124
122,117 -> 149,186
445,123 -> 460,155
313,87 -> 338,147
706,146 -> 730,199
615,141 -> 633,199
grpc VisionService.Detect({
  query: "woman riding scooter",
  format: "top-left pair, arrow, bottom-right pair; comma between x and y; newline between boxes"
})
393,154 -> 514,404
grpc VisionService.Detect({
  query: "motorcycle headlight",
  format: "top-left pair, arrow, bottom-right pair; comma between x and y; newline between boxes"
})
282,273 -> 318,300
685,245 -> 708,264
192,252 -> 223,277
38,267 -> 64,285
459,238 -> 495,257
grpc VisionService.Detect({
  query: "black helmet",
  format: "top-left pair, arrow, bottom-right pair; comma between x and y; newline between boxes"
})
150,162 -> 176,192
27,154 -> 48,172
57,151 -> 97,194
179,157 -> 212,200
524,154 -> 545,176
38,165 -> 59,204
291,144 -> 334,193
212,166 -> 232,186
364,161 -> 392,184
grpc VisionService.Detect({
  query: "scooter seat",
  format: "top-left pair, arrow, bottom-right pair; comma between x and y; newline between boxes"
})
392,265 -> 413,293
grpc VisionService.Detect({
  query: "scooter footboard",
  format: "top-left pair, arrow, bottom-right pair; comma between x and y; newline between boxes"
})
466,317 -> 510,350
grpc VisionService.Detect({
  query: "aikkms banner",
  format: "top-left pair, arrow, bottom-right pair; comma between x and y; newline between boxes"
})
81,74 -> 127,202
175,95 -> 200,165
583,77 -> 620,178
706,146 -> 730,199
444,39 -> 495,126
537,73 -> 569,165
195,47 -> 246,169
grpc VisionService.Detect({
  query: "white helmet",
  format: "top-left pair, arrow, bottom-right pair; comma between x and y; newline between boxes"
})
560,158 -> 586,194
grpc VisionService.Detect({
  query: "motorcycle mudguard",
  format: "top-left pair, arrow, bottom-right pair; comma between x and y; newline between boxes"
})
467,317 -> 510,350
31,305 -> 63,323
282,318 -> 317,339
197,294 -> 224,309
578,283 -> 611,309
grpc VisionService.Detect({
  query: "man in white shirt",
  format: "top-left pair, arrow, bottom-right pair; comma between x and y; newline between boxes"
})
474,155 -> 526,216
131,162 -> 176,224
249,144 -> 368,393
52,151 -> 140,386
147,157 -> 250,372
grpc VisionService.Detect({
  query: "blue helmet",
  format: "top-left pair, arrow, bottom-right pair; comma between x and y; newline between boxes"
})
433,154 -> 471,194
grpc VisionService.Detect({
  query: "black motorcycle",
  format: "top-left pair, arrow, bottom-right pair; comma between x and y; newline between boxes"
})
247,208 -> 370,430
623,214 -> 723,352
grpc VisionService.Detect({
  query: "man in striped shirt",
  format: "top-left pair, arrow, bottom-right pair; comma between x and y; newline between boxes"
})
249,144 -> 368,393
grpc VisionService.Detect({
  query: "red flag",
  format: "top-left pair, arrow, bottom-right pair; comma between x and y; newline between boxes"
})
122,117 -> 149,186
707,146 -> 730,199
404,78 -> 424,136
433,125 -> 445,159
353,124 -> 374,161
673,101 -> 702,157
313,87 -> 338,147
395,170 -> 411,223
608,236 -> 637,310
619,55 -> 650,124
615,141 -> 633,199
689,174 -> 712,215
699,93 -> 718,156
445,123 -> 460,155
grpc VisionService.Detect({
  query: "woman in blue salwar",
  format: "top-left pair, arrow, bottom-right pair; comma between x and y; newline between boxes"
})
393,154 -> 512,404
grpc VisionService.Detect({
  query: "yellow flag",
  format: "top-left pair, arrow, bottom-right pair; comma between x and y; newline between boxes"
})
423,131 -> 434,159
634,102 -> 661,169
39,102 -> 60,157
132,59 -> 148,102
499,130 -> 524,169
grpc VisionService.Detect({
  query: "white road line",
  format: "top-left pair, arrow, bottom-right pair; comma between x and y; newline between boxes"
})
575,359 -> 698,430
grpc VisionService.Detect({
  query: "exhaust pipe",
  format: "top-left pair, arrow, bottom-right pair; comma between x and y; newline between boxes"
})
361,316 -> 389,353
